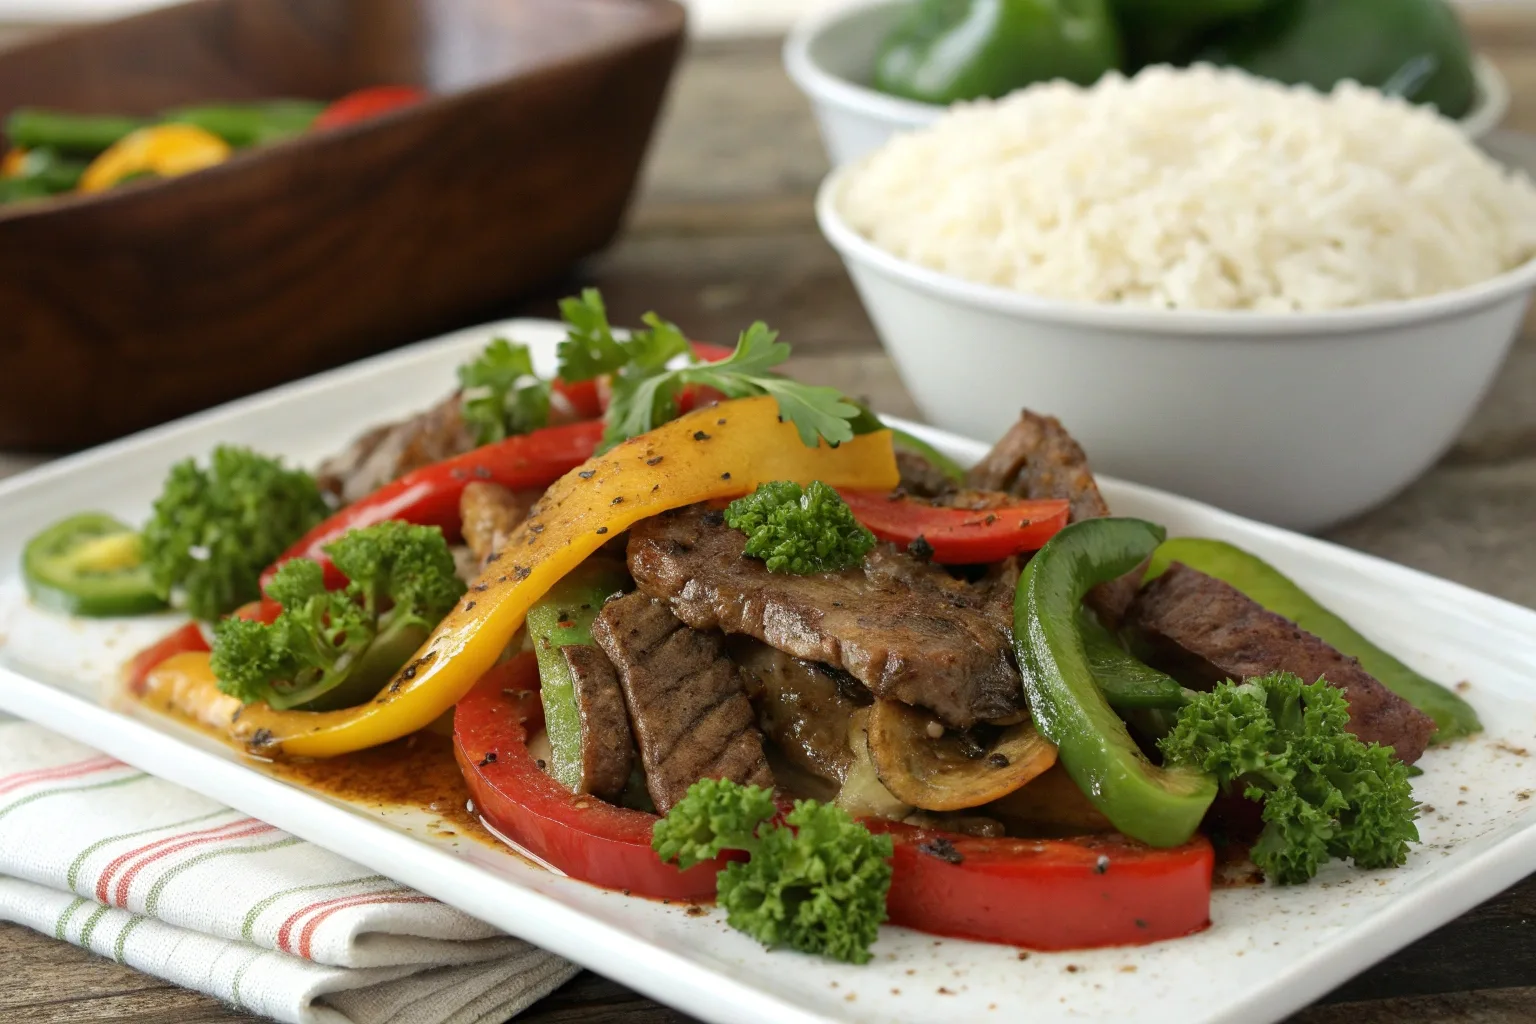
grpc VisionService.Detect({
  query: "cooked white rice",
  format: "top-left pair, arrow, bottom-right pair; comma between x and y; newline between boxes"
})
836,65 -> 1536,312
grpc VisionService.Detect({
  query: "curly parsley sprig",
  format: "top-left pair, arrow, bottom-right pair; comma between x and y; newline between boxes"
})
1159,671 -> 1420,885
653,778 -> 893,964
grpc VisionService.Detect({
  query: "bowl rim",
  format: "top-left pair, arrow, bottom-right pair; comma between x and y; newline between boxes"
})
785,0 -> 1508,141
816,162 -> 1536,336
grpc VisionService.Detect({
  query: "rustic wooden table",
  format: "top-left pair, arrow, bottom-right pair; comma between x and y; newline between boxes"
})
5,10 -> 1536,1023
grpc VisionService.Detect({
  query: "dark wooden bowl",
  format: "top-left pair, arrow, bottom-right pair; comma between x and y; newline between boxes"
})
0,0 -> 685,450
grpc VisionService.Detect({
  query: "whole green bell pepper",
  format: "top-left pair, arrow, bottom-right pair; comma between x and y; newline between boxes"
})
1015,517 -> 1216,848
1198,0 -> 1477,119
874,0 -> 1122,106
1146,538 -> 1482,742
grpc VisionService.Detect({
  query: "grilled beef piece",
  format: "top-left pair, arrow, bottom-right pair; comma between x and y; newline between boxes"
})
1125,563 -> 1435,764
316,393 -> 475,504
966,409 -> 1110,522
561,644 -> 636,802
627,505 -> 1024,729
896,450 -> 957,499
591,592 -> 774,813
966,408 -> 1143,626
732,638 -> 870,784
460,482 -> 535,565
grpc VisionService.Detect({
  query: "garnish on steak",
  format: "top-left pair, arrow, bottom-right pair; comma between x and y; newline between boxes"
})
626,504 -> 1024,729
1126,562 -> 1436,764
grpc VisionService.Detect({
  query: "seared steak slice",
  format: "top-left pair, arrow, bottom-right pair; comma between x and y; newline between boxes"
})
732,638 -> 870,784
317,393 -> 475,504
1125,563 -> 1435,764
460,482 -> 535,565
561,644 -> 636,802
966,409 -> 1110,523
965,408 -> 1143,626
591,592 -> 774,813
627,505 -> 1024,728
896,450 -> 957,499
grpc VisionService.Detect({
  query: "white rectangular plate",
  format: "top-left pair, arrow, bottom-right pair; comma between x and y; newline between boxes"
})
1,320 -> 1534,1024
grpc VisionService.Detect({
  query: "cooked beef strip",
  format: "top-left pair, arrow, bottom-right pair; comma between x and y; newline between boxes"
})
460,482 -> 535,564
627,505 -> 1024,729
1125,562 -> 1435,764
966,409 -> 1110,522
316,392 -> 475,504
731,637 -> 870,784
561,644 -> 636,802
591,592 -> 774,813
965,408 -> 1143,626
896,450 -> 957,499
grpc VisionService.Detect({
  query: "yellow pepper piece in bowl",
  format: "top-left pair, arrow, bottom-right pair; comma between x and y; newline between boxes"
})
78,123 -> 230,193
141,396 -> 900,758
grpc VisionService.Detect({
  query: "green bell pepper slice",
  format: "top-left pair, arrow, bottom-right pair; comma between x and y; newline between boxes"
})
526,560 -> 630,793
5,110 -> 148,154
873,0 -> 1122,106
1146,538 -> 1481,742
161,100 -> 325,147
1199,0 -> 1477,119
1015,517 -> 1216,847
23,512 -> 167,617
1078,608 -> 1188,710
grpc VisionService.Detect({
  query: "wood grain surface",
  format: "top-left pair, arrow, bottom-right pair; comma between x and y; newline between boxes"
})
4,8 -> 1536,1023
0,0 -> 683,450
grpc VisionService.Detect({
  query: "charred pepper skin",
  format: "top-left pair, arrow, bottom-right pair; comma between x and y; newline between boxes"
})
1014,517 -> 1216,848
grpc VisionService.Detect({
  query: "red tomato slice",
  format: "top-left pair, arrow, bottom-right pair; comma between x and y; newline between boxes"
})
838,490 -> 1070,563
313,85 -> 426,130
868,821 -> 1213,950
124,622 -> 210,696
453,655 -> 727,899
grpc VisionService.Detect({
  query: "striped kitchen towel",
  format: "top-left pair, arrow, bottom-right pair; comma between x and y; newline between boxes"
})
0,721 -> 578,1024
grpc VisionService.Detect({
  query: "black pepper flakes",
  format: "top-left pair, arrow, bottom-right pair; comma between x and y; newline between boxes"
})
477,752 -> 497,767
917,836 -> 964,864
450,468 -> 468,480
403,664 -> 418,679
908,535 -> 935,561
717,418 -> 726,425
596,527 -> 609,535
250,728 -> 274,748
611,496 -> 624,505
474,583 -> 488,592
535,759 -> 546,770
513,566 -> 531,581
579,470 -> 596,479
721,472 -> 731,481
647,456 -> 664,466
530,523 -> 545,534
987,751 -> 1010,768
473,466 -> 492,479
1094,856 -> 1110,875
693,430 -> 711,441
463,601 -> 476,612
486,552 -> 502,563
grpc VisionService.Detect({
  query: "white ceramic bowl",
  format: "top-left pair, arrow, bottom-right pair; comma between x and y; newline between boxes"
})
785,0 -> 1512,166
817,166 -> 1536,531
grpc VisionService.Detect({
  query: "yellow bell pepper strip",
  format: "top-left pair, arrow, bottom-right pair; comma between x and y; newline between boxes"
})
78,124 -> 230,193
138,396 -> 899,758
